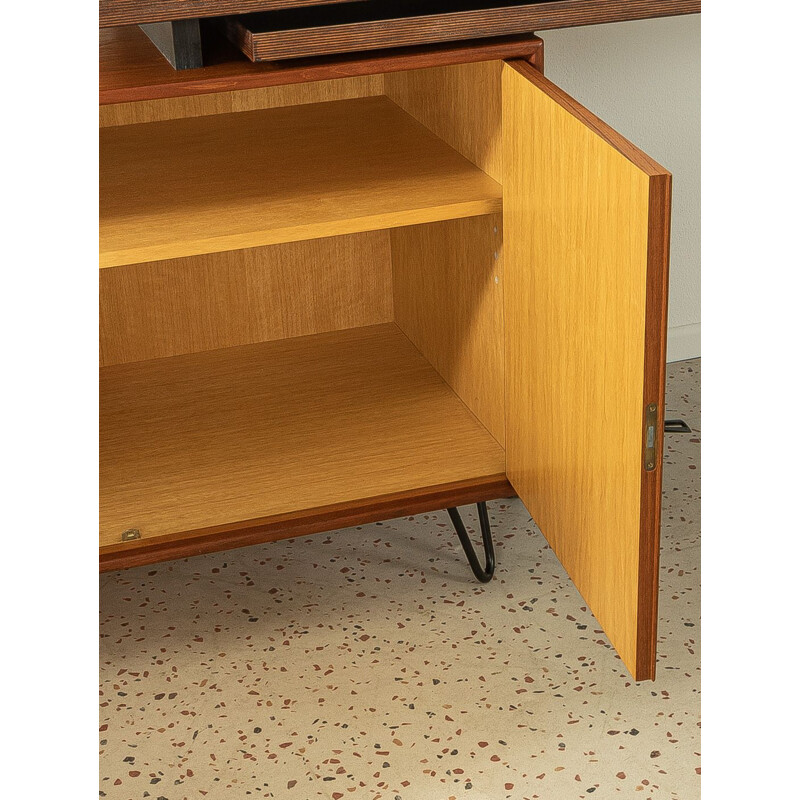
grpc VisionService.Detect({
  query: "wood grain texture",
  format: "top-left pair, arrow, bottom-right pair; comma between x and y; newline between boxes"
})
636,174 -> 671,680
528,32 -> 544,71
99,96 -> 503,268
391,215 -> 505,447
100,25 -> 540,105
230,1 -> 552,62
502,60 -> 670,681
229,0 -> 699,61
101,0 -> 359,27
100,73 -> 382,126
385,60 -> 504,182
100,232 -> 393,366
100,473 -> 514,571
100,323 -> 507,559
500,0 -> 700,31
100,0 -> 700,30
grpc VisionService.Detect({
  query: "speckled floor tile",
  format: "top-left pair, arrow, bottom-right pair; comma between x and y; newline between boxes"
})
100,359 -> 700,800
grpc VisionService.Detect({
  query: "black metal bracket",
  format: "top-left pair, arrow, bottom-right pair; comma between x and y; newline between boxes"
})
664,418 -> 692,433
139,19 -> 204,70
446,501 -> 496,583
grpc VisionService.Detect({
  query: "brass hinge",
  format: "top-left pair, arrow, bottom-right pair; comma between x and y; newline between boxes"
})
121,528 -> 141,542
644,403 -> 658,471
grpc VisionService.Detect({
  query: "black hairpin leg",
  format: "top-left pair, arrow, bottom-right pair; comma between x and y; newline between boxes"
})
446,501 -> 496,583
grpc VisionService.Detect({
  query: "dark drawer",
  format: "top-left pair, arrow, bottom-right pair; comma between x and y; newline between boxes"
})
225,0 -> 551,61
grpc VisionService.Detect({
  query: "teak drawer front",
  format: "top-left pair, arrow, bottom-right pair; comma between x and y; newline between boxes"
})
227,0 -> 552,61
503,60 -> 671,681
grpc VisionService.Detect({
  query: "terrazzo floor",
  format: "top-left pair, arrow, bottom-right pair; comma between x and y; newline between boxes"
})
100,359 -> 700,800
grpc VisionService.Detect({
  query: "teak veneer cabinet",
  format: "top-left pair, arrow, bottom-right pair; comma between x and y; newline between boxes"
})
100,38 -> 671,681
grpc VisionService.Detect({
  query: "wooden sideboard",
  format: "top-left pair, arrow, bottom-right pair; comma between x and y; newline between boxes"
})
100,2 -> 699,680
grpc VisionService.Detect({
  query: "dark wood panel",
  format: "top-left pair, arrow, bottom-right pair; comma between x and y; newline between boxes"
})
100,0 -> 362,28
635,173 -> 672,681
101,0 -> 700,31
522,0 -> 700,30
228,0 -> 698,62
100,25 -> 542,104
99,474 -> 514,572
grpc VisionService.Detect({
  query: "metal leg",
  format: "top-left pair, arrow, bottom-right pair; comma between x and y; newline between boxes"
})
446,501 -> 496,583
664,418 -> 692,433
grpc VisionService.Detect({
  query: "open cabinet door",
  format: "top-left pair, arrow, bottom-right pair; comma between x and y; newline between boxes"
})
502,61 -> 671,681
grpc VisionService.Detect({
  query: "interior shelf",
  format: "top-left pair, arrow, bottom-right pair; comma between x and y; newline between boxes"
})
100,95 -> 503,268
100,323 -> 507,558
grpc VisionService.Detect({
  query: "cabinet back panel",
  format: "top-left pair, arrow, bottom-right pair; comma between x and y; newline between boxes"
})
100,73 -> 384,126
391,214 -> 505,447
100,231 -> 393,366
384,60 -> 502,182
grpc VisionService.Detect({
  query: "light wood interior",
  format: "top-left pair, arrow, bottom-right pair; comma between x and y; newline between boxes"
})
100,323 -> 506,549
100,95 -> 503,268
100,59 -> 669,678
100,231 -> 393,366
100,65 -> 512,559
385,60 -> 503,181
100,73 -> 383,126
391,214 -> 505,447
502,62 -> 667,679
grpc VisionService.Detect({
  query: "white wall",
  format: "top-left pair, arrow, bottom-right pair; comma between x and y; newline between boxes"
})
539,14 -> 701,362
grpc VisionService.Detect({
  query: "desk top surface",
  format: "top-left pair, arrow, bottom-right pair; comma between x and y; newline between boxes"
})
100,0 -> 699,29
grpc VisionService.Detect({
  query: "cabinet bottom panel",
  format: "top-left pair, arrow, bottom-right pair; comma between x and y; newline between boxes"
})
100,474 -> 513,572
100,323 -> 509,571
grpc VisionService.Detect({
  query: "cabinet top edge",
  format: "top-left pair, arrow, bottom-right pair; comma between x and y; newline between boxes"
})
100,27 -> 542,105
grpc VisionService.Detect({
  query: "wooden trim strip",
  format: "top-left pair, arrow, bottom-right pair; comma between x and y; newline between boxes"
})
527,35 -> 544,72
100,27 -> 541,104
635,173 -> 672,681
99,474 -> 514,572
100,0 -> 699,30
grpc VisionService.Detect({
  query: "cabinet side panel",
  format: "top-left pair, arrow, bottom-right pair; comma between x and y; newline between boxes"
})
100,73 -> 383,126
391,215 -> 505,447
100,231 -> 393,366
384,61 -> 502,182
503,64 -> 654,676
